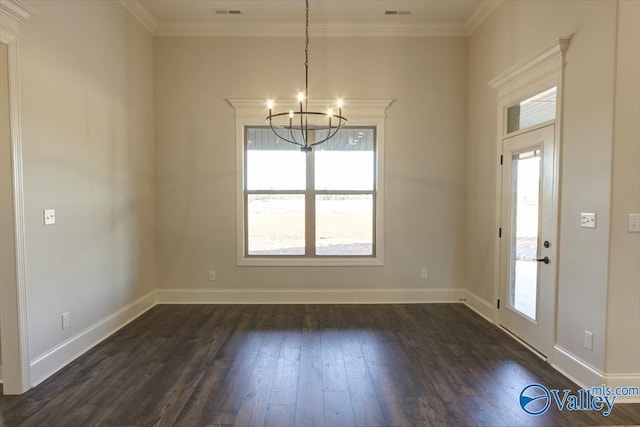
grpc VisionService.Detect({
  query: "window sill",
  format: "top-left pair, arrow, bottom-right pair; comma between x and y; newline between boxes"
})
237,256 -> 384,267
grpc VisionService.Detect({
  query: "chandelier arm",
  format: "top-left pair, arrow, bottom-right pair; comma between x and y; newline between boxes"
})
289,126 -> 301,147
299,100 -> 307,147
267,120 -> 304,147
311,122 -> 346,146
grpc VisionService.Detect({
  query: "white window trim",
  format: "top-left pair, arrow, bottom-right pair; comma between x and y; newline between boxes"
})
227,98 -> 393,267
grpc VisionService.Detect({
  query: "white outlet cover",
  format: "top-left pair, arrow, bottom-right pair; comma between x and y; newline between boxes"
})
44,209 -> 56,225
580,213 -> 596,228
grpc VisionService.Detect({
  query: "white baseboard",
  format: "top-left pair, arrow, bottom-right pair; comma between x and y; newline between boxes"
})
603,373 -> 640,403
29,290 -> 157,388
156,287 -> 466,304
462,290 -> 496,323
550,346 -> 640,403
551,345 -> 606,390
22,288 -> 640,405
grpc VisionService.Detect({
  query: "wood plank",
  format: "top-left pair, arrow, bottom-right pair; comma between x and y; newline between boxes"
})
294,356 -> 325,427
324,390 -> 355,427
1,304 -> 639,427
264,404 -> 296,427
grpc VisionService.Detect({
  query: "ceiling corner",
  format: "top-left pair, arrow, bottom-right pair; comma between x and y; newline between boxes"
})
119,0 -> 157,35
465,0 -> 503,36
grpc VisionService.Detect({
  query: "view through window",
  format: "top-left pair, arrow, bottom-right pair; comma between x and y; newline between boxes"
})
245,126 -> 376,257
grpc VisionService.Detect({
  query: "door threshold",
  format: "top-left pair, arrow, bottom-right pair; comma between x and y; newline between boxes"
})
498,324 -> 548,361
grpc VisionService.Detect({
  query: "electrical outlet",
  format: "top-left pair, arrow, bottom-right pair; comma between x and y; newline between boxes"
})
420,268 -> 428,279
62,312 -> 70,330
584,330 -> 593,350
208,270 -> 216,281
581,213 -> 596,228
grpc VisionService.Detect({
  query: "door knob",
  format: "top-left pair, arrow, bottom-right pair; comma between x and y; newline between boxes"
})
536,256 -> 550,264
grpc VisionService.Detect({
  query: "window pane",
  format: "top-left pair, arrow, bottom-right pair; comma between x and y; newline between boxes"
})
316,194 -> 373,256
509,150 -> 541,320
507,87 -> 557,133
315,128 -> 374,191
247,194 -> 305,255
247,128 -> 305,190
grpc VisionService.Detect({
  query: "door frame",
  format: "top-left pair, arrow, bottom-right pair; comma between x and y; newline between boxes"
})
0,0 -> 37,394
489,38 -> 571,360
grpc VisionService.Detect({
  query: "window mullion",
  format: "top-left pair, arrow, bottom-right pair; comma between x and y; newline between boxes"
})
305,132 -> 316,256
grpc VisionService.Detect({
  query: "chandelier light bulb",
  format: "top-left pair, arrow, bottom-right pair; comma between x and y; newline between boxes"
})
289,110 -> 294,118
267,99 -> 274,109
327,108 -> 334,116
336,99 -> 344,108
297,92 -> 305,102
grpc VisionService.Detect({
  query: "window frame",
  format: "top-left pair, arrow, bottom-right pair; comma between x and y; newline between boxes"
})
228,98 -> 392,266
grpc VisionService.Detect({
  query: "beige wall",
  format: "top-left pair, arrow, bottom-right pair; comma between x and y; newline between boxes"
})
19,0 -> 156,360
467,0 -> 637,378
0,43 -> 13,372
7,0 -> 637,391
606,0 -> 640,376
154,37 -> 467,292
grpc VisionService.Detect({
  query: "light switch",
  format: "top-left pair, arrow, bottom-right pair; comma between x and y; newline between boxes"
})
580,213 -> 596,228
629,214 -> 640,233
44,209 -> 55,225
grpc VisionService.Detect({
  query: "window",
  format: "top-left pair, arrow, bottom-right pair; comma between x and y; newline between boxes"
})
506,87 -> 557,134
229,98 -> 391,266
245,127 -> 376,258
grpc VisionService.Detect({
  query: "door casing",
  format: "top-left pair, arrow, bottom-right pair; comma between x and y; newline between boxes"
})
489,38 -> 570,363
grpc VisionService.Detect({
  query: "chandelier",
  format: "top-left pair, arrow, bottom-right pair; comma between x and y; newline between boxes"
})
266,0 -> 347,152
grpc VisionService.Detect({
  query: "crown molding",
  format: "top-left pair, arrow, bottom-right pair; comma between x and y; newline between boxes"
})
155,22 -> 468,38
465,0 -> 503,35
120,0 -> 501,39
0,0 -> 37,42
118,0 -> 156,35
227,98 -> 394,119
0,0 -> 36,23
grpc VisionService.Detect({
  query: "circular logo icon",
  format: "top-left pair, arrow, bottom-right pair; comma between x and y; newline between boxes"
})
519,383 -> 551,415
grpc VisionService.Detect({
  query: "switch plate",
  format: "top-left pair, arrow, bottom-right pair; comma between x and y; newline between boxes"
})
580,213 -> 596,228
584,330 -> 593,350
420,268 -> 428,279
208,270 -> 216,281
44,209 -> 56,225
62,312 -> 70,330
628,214 -> 640,233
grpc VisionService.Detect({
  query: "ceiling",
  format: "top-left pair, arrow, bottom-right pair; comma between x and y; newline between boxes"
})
122,0 -> 501,37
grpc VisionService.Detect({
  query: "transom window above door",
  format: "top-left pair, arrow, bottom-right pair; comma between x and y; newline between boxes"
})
506,86 -> 557,134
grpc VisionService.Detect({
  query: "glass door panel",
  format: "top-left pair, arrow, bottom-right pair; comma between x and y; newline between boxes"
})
509,149 -> 541,320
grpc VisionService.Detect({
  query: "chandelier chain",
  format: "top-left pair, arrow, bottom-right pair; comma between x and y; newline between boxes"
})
304,0 -> 309,112
264,0 -> 347,152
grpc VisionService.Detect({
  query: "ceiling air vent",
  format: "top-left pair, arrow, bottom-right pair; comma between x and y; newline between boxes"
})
215,10 -> 242,15
385,10 -> 411,15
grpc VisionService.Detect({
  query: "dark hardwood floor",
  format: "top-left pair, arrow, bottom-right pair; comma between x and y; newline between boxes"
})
1,304 -> 638,426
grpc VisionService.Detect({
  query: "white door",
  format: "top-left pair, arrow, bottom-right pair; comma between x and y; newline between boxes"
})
499,125 -> 556,357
